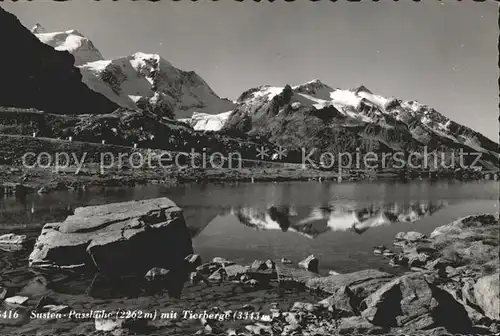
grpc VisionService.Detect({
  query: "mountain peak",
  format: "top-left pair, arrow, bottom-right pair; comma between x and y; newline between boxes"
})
30,23 -> 47,34
352,85 -> 372,95
65,29 -> 84,37
132,52 -> 160,61
305,79 -> 326,85
293,79 -> 332,90
34,28 -> 104,66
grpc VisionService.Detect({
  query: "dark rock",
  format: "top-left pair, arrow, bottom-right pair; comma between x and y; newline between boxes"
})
416,246 -> 439,255
439,281 -> 487,325
361,272 -> 434,329
430,284 -> 475,333
426,258 -> 455,271
0,7 -> 118,114
298,254 -> 319,273
29,197 -> 193,275
317,286 -> 357,316
361,272 -> 473,332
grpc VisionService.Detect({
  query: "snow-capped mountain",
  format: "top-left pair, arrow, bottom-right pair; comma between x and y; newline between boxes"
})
33,25 -> 104,66
80,52 -> 235,119
33,28 -> 235,119
206,79 -> 498,168
27,22 -> 498,167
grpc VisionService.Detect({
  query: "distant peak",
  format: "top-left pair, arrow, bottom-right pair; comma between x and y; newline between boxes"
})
352,85 -> 372,95
305,79 -> 324,85
31,23 -> 47,34
293,79 -> 332,91
132,52 -> 161,60
65,29 -> 84,37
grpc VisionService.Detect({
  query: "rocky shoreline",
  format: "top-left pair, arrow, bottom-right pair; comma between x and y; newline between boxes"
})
0,198 -> 498,336
1,162 -> 497,198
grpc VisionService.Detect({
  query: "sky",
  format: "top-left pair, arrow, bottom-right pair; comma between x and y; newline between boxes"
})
3,0 -> 499,141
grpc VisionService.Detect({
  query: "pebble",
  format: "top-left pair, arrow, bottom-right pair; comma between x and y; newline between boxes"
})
42,305 -> 71,314
144,267 -> 170,282
4,296 -> 29,305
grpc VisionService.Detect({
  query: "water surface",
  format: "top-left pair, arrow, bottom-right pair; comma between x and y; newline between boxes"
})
0,180 -> 497,276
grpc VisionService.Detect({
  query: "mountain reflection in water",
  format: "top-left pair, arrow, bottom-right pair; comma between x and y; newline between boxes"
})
227,201 -> 448,239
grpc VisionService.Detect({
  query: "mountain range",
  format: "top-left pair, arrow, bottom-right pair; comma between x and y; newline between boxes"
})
1,6 -> 498,169
31,24 -> 235,119
217,81 -> 499,168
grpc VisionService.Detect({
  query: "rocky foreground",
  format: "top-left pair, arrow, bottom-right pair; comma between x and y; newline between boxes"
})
0,198 -> 498,336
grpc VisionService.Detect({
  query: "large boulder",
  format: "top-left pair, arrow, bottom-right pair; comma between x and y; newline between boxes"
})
474,273 -> 500,321
298,254 -> 319,273
317,286 -> 357,317
428,213 -> 499,272
361,272 -> 473,333
29,198 -> 193,275
430,213 -> 499,239
275,263 -> 318,286
306,269 -> 394,305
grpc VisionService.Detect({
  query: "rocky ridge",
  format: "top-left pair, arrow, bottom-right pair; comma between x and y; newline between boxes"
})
0,7 -> 118,115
